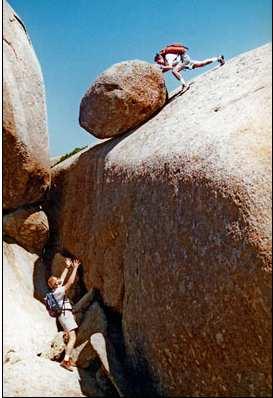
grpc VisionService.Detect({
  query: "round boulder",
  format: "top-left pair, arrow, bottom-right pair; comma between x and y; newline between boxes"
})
79,60 -> 167,138
3,208 -> 49,255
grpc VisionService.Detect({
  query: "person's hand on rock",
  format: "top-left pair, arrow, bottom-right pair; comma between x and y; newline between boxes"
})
73,259 -> 81,268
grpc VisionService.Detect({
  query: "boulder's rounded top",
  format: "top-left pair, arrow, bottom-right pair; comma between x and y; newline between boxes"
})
79,59 -> 167,139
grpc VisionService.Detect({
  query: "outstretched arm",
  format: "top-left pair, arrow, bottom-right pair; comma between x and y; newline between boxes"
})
159,64 -> 173,73
63,259 -> 81,292
59,258 -> 73,285
155,53 -> 173,73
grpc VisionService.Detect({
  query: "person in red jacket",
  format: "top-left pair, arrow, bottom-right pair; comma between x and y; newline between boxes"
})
154,43 -> 225,92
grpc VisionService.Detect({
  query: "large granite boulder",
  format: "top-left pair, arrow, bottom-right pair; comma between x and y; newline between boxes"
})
3,0 -> 50,210
3,207 -> 49,254
79,60 -> 167,138
48,44 -> 272,396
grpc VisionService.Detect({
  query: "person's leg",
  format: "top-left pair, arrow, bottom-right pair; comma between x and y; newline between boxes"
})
172,66 -> 184,81
64,330 -> 76,360
161,65 -> 174,73
63,331 -> 69,344
61,329 -> 77,370
172,64 -> 188,90
191,57 -> 217,68
192,55 -> 225,69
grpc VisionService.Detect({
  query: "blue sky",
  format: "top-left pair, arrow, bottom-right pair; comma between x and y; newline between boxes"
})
9,0 -> 272,157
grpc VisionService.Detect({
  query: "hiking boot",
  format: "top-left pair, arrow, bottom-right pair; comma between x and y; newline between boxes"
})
180,83 -> 190,94
60,359 -> 73,372
218,55 -> 225,66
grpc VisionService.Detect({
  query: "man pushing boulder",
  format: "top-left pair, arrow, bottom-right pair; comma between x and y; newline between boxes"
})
154,43 -> 225,93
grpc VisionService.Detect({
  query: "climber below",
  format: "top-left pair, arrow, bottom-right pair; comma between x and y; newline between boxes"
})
47,257 -> 80,372
154,43 -> 225,92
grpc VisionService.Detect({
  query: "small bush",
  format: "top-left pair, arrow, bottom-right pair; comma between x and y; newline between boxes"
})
55,146 -> 87,166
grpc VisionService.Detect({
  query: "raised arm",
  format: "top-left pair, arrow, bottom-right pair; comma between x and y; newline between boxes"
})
63,259 -> 81,292
59,258 -> 73,285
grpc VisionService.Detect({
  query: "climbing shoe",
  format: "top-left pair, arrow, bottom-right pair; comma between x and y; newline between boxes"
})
60,359 -> 73,372
180,83 -> 190,94
218,55 -> 225,66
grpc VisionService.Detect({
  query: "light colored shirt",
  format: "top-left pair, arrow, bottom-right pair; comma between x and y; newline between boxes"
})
53,286 -> 72,310
165,53 -> 181,66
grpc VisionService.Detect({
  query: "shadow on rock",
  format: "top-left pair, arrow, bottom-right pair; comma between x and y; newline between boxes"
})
33,256 -> 50,303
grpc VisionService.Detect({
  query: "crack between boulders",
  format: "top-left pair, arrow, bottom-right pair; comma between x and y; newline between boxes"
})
3,37 -> 19,60
3,200 -> 45,216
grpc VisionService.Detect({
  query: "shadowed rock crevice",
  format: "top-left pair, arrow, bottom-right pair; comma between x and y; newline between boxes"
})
33,234 -> 131,396
101,83 -> 123,92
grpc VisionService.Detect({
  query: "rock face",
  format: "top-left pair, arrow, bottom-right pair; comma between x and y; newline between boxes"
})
4,356 -> 87,397
3,241 -> 104,397
79,60 -> 167,138
48,43 -> 272,396
3,208 -> 49,254
3,0 -> 50,210
3,3 -> 112,396
3,242 -> 56,358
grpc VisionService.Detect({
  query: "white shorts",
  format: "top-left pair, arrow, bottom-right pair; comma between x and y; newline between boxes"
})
58,310 -> 78,332
165,53 -> 195,70
177,54 -> 195,70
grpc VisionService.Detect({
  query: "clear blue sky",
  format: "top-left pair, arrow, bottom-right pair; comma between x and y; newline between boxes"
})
9,0 -> 272,157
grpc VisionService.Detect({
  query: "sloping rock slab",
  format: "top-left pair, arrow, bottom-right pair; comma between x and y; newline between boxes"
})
48,44 -> 272,396
4,356 -> 88,397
